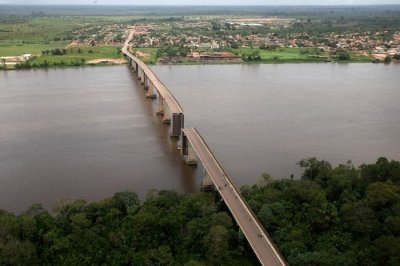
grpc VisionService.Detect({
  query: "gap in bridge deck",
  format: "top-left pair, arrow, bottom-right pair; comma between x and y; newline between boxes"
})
128,66 -> 204,193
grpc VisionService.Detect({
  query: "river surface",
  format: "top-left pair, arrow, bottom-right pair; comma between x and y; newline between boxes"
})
1,63 -> 399,212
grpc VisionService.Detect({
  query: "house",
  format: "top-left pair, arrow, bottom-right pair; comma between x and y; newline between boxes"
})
22,54 -> 33,60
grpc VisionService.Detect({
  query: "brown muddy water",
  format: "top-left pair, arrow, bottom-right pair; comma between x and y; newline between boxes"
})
1,63 -> 399,212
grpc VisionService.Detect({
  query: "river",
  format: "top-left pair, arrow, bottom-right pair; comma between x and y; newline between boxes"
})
1,63 -> 399,212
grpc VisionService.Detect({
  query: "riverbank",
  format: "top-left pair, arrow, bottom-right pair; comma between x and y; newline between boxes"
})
2,46 -> 398,71
130,46 -> 378,65
0,46 -> 125,70
2,57 -> 396,71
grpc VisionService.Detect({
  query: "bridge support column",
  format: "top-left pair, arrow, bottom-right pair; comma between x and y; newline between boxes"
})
156,98 -> 164,115
145,81 -> 157,99
135,62 -> 138,75
141,72 -> 145,85
137,67 -> 142,80
202,169 -> 214,191
171,113 -> 183,137
187,145 -> 198,165
182,132 -> 197,165
162,104 -> 171,124
144,75 -> 149,89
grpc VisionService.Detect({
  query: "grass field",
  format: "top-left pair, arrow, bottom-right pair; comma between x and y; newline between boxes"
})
131,48 -> 159,64
0,40 -> 69,57
0,15 -> 126,56
229,47 -> 372,63
348,52 -> 374,62
232,47 -> 326,61
30,46 -> 123,66
0,17 -> 81,41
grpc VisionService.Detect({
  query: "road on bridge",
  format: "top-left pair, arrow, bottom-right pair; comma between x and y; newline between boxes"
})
122,30 -> 183,114
183,127 -> 287,266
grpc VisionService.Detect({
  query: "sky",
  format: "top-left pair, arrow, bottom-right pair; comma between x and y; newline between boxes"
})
1,0 -> 400,5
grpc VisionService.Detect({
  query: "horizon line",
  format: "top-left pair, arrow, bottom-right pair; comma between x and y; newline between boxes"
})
1,3 -> 400,6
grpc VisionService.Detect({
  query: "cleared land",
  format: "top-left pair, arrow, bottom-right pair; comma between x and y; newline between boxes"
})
31,46 -> 123,66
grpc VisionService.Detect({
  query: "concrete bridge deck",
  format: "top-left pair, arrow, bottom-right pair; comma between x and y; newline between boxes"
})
122,31 -> 183,137
122,30 -> 286,266
182,127 -> 287,266
121,39 -> 183,115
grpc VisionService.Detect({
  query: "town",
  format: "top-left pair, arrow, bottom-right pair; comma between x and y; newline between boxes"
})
1,7 -> 400,69
126,17 -> 400,63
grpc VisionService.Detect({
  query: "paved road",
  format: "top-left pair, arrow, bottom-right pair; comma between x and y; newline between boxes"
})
183,127 -> 287,266
123,30 -> 285,265
122,31 -> 183,114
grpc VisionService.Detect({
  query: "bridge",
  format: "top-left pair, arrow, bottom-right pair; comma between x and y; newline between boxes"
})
122,32 -> 184,137
122,31 -> 287,266
182,127 -> 286,266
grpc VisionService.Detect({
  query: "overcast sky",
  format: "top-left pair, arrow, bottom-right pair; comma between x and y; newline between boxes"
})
1,0 -> 400,5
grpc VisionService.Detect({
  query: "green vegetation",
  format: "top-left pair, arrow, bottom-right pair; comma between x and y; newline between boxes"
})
0,14 -> 126,68
131,47 -> 159,64
132,47 -> 373,64
234,47 -> 329,63
1,157 -> 399,265
31,46 -> 122,67
0,191 -> 257,265
11,46 -> 123,69
2,5 -> 397,68
0,41 -> 69,57
242,157 -> 400,266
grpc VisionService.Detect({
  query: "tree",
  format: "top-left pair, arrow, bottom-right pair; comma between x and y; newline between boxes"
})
298,157 -> 333,187
0,239 -> 38,265
203,225 -> 231,265
337,52 -> 351,60
361,157 -> 400,184
366,182 -> 400,210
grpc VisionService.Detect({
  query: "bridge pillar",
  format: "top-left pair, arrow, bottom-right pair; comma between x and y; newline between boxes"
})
137,67 -> 142,80
187,145 -> 198,165
182,132 -> 197,164
144,75 -> 149,89
135,62 -> 139,75
171,113 -> 183,137
145,81 -> 157,99
162,103 -> 171,124
202,169 -> 214,191
141,72 -> 145,85
156,97 -> 164,115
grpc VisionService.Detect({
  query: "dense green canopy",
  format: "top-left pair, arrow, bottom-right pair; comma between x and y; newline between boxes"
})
242,157 -> 400,266
1,157 -> 399,265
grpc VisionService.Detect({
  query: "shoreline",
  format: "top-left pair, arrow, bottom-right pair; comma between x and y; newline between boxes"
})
1,59 -> 397,71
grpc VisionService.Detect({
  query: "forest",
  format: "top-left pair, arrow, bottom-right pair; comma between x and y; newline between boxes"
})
0,157 -> 399,265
